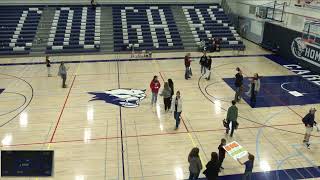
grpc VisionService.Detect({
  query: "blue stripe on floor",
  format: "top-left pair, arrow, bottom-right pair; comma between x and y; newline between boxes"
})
197,166 -> 320,180
0,54 -> 270,66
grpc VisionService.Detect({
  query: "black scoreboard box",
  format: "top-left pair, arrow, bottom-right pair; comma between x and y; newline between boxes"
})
1,150 -> 54,177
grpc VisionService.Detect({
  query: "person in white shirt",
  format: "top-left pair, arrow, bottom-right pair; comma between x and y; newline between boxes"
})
171,91 -> 182,130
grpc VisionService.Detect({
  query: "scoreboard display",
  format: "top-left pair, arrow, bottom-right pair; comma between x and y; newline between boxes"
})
1,151 -> 54,177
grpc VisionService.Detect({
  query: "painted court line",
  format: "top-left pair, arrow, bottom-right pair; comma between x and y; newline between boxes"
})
49,75 -> 77,142
0,122 -> 309,148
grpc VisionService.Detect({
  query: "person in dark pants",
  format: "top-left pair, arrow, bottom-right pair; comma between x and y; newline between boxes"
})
171,91 -> 182,130
185,53 -> 192,80
199,51 -> 208,75
188,147 -> 202,180
234,67 -> 243,102
204,56 -> 212,80
203,152 -> 220,180
58,62 -> 67,88
45,56 -> 52,77
248,73 -> 260,107
238,153 -> 255,180
160,82 -> 172,112
168,79 -> 174,109
91,0 -> 97,9
302,108 -> 317,148
226,100 -> 238,137
218,138 -> 226,171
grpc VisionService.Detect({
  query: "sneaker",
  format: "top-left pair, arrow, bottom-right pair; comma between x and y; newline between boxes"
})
303,140 -> 307,143
220,167 -> 224,169
305,143 -> 310,149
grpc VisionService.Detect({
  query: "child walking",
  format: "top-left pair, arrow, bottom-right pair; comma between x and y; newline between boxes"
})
160,82 -> 172,112
237,153 -> 255,180
218,138 -> 226,171
150,76 -> 161,105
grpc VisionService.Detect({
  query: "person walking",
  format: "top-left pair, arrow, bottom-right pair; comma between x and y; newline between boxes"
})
160,82 -> 172,112
203,152 -> 220,180
188,147 -> 202,180
45,56 -> 52,77
302,108 -> 317,148
204,55 -> 212,80
185,53 -> 193,80
58,62 -> 68,88
168,79 -> 174,109
171,91 -> 182,130
237,153 -> 255,180
234,67 -> 243,102
247,73 -> 260,107
225,100 -> 238,137
199,51 -> 208,75
218,138 -> 227,171
150,75 -> 161,105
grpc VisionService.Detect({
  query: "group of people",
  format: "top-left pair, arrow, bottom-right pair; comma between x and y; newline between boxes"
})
234,67 -> 261,107
188,140 -> 255,180
184,52 -> 212,80
150,77 -> 182,129
45,56 -> 69,88
199,37 -> 221,52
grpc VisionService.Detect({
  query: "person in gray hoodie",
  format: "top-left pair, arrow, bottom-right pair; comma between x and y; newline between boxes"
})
160,82 -> 172,112
188,147 -> 202,180
58,62 -> 68,88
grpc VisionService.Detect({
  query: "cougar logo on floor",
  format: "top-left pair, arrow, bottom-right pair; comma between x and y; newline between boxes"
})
88,89 -> 146,108
291,37 -> 320,67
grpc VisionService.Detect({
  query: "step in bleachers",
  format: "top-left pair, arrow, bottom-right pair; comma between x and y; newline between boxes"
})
113,5 -> 183,51
0,7 -> 42,55
46,6 -> 100,53
182,4 -> 245,50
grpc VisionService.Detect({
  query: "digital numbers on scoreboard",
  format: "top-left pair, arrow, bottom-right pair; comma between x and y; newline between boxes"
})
1,151 -> 54,177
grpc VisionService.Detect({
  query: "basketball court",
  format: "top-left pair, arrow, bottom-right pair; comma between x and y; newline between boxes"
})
0,39 -> 320,179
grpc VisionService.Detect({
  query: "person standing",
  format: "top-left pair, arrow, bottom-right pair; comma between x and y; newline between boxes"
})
188,147 -> 202,180
218,138 -> 226,171
199,51 -> 208,75
302,108 -> 317,148
234,67 -> 243,102
150,75 -> 161,105
203,152 -> 220,180
171,91 -> 182,130
237,153 -> 255,180
160,82 -> 172,112
248,73 -> 260,107
185,53 -> 193,80
225,100 -> 238,137
58,62 -> 68,88
45,56 -> 52,77
205,55 -> 212,80
168,79 -> 174,109
91,0 -> 97,9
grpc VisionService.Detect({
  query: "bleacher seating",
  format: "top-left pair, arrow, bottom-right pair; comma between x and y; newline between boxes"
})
113,5 -> 183,51
46,6 -> 100,53
0,7 -> 42,55
182,4 -> 245,50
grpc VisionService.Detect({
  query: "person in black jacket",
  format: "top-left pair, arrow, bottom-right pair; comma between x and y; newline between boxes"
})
218,138 -> 226,171
204,56 -> 212,80
167,79 -> 174,109
199,51 -> 208,75
203,152 -> 219,180
302,108 -> 317,148
234,67 -> 243,102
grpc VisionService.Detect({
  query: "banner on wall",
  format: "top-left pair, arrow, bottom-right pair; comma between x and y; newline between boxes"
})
262,22 -> 320,73
291,37 -> 320,68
